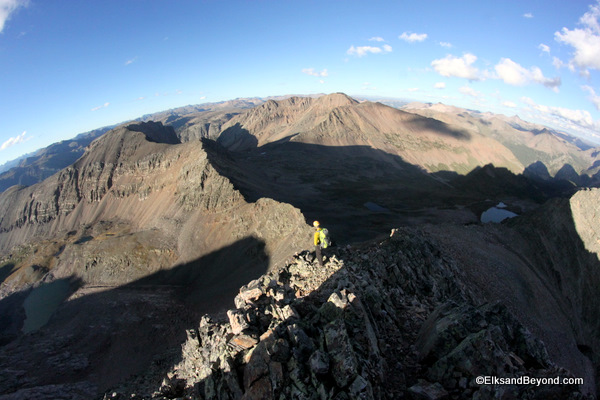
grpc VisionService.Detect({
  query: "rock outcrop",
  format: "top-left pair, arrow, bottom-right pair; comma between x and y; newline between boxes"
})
106,229 -> 589,399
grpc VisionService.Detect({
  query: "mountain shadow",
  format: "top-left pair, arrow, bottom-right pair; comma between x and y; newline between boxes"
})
404,114 -> 471,140
524,161 -> 599,191
0,236 -> 270,398
217,123 -> 258,151
126,121 -> 181,144
0,263 -> 15,285
106,198 -> 599,398
205,138 -> 442,243
0,276 -> 83,346
203,138 -> 575,244
131,236 -> 269,309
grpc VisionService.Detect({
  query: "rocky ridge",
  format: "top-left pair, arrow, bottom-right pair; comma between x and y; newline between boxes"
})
106,228 -> 590,400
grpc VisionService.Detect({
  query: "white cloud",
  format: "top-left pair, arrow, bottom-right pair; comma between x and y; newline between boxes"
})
502,101 -> 517,108
91,102 -> 110,111
539,43 -> 550,53
554,1 -> 600,71
521,96 -> 598,131
495,58 -> 530,85
0,0 -> 28,33
459,85 -> 481,97
439,42 -> 453,48
494,58 -> 561,91
347,45 -> 392,57
582,85 -> 600,110
407,88 -> 420,92
302,68 -> 328,77
523,13 -> 533,19
552,56 -> 565,69
434,82 -> 446,89
0,130 -> 27,151
125,57 -> 137,66
431,53 -> 481,80
399,32 -> 428,43
369,37 -> 385,42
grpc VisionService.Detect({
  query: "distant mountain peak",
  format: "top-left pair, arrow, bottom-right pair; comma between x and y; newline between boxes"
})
313,92 -> 358,108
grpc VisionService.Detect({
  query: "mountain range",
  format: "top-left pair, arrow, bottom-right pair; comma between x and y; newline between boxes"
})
0,93 -> 599,399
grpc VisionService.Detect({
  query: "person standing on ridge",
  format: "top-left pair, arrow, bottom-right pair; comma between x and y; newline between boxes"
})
313,220 -> 331,266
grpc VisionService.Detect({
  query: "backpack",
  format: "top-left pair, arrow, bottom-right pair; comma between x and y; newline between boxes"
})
319,228 -> 331,249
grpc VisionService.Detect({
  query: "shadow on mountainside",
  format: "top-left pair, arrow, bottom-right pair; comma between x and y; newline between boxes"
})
217,123 -> 258,151
204,137 -> 464,245
113,219 -> 597,399
0,276 -> 84,346
0,263 -> 15,285
203,137 -> 586,245
0,236 -> 270,399
404,114 -> 472,140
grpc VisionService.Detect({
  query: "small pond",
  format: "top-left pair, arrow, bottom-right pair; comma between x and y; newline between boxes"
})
22,279 -> 72,333
480,202 -> 518,223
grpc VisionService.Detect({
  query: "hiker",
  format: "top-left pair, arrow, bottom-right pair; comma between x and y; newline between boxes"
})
313,220 -> 331,266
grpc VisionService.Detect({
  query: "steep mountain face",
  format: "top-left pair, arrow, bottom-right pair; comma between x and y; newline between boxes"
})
0,99 -> 264,194
0,121 -> 306,256
509,189 -> 600,354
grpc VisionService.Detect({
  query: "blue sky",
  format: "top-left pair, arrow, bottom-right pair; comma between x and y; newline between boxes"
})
1,0 -> 599,165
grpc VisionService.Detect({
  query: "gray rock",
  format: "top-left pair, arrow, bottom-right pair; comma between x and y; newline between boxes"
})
324,320 -> 359,388
267,338 -> 291,363
228,309 -> 250,334
309,350 -> 330,376
348,375 -> 374,400
408,380 -> 449,400
287,323 -> 315,360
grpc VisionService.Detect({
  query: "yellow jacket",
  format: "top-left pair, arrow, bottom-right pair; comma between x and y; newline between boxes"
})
314,228 -> 322,246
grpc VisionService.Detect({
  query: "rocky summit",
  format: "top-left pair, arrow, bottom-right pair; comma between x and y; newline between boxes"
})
102,223 -> 594,399
1,94 -> 600,399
